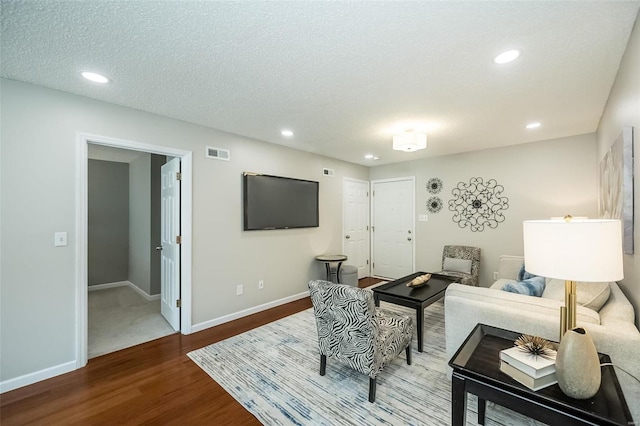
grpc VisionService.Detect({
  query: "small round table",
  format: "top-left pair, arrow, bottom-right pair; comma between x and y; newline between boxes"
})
315,254 -> 348,283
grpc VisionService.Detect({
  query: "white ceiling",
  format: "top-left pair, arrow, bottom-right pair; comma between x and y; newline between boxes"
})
2,1 -> 639,166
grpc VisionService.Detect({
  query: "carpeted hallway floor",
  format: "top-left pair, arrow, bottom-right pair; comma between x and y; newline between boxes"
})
88,285 -> 176,358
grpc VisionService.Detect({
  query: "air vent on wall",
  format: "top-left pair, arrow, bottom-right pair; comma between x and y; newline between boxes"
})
323,168 -> 335,177
206,146 -> 230,161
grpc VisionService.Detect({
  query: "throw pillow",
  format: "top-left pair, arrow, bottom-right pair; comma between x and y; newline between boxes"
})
517,263 -> 537,281
443,257 -> 472,274
502,276 -> 546,297
541,279 -> 611,312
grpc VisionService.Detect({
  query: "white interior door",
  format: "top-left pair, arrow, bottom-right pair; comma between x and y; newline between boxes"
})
160,157 -> 181,331
343,178 -> 370,278
372,178 -> 414,279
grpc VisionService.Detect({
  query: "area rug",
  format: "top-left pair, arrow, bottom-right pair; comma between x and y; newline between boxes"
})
188,300 -> 544,425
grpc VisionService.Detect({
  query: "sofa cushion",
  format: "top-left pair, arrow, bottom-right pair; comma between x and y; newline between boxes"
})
502,276 -> 546,297
542,279 -> 611,312
497,255 -> 525,280
443,257 -> 472,274
446,284 -> 601,324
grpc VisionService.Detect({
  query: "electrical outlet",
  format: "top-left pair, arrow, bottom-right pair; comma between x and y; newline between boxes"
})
54,232 -> 68,247
493,272 -> 499,280
258,280 -> 264,290
236,284 -> 243,295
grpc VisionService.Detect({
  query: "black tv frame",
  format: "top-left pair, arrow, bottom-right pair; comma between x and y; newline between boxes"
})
243,172 -> 319,231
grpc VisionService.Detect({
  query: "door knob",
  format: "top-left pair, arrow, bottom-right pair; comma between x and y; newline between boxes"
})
407,237 -> 412,241
345,235 -> 351,239
155,246 -> 163,251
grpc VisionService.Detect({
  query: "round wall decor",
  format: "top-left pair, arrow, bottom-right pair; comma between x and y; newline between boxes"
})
448,177 -> 509,232
426,177 -> 443,194
427,197 -> 443,213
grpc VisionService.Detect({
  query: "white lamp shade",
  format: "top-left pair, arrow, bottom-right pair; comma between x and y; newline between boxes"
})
393,131 -> 427,152
523,219 -> 623,282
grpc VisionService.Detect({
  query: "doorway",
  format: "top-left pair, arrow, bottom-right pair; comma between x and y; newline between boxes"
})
342,178 -> 370,278
86,149 -> 177,357
371,177 -> 415,279
75,133 -> 193,369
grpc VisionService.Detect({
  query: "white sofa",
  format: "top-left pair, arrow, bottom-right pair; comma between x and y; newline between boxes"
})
444,255 -> 640,411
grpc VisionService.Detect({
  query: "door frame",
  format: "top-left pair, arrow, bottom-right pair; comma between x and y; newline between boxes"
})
370,176 -> 416,278
75,132 -> 193,369
342,177 -> 371,278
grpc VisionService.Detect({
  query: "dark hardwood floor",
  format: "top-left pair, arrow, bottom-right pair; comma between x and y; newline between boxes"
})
0,277 -> 382,425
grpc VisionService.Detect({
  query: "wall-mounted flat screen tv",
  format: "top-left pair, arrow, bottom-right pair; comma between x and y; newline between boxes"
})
243,172 -> 319,230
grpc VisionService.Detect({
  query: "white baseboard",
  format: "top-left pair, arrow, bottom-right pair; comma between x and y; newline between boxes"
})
190,290 -> 310,333
0,360 -> 76,394
88,281 -> 160,301
88,281 -> 129,291
127,282 -> 161,301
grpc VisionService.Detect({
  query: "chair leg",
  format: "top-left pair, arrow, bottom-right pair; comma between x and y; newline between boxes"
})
320,354 -> 326,376
406,344 -> 412,365
369,377 -> 377,403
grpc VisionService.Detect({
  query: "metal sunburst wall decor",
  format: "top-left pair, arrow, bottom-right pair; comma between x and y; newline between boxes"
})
426,177 -> 443,194
427,197 -> 443,213
448,177 -> 509,232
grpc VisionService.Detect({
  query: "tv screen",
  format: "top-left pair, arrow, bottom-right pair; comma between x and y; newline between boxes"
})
243,173 -> 319,230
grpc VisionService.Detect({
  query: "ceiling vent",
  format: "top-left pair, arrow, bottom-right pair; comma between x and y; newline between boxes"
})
206,146 -> 230,161
322,168 -> 335,177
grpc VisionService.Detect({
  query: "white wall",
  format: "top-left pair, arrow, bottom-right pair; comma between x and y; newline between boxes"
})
597,11 -> 640,326
369,133 -> 598,287
128,153 -> 152,295
0,78 -> 368,384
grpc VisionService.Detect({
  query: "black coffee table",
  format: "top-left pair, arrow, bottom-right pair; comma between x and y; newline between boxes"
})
448,323 -> 633,426
372,272 -> 458,352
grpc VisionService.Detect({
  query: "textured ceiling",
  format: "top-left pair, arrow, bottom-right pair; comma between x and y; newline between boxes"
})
2,1 -> 639,166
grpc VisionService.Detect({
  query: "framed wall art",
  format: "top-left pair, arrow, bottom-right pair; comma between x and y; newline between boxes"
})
599,127 -> 634,254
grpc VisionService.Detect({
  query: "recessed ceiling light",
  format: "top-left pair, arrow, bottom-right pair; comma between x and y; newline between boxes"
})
81,71 -> 109,84
365,154 -> 374,159
494,50 -> 520,64
526,122 -> 541,129
373,156 -> 380,160
281,129 -> 294,137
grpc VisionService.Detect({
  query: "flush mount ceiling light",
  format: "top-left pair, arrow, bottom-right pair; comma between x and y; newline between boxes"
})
281,129 -> 294,137
393,130 -> 427,152
364,154 -> 380,160
526,122 -> 542,129
494,49 -> 520,64
81,71 -> 109,83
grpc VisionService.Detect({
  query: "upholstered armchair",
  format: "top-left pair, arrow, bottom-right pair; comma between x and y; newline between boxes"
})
438,245 -> 481,286
308,280 -> 413,402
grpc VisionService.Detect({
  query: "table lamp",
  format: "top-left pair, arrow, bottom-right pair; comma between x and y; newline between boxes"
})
523,217 -> 623,398
523,217 -> 623,339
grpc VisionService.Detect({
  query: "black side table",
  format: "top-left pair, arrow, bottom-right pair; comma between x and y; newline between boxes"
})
448,324 -> 633,426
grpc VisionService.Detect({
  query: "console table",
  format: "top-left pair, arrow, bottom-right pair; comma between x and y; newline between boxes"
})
448,324 -> 633,426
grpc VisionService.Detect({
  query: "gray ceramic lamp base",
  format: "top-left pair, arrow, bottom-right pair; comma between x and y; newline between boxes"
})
555,327 -> 601,399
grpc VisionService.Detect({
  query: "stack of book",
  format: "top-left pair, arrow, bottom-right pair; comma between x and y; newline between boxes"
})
499,346 -> 557,391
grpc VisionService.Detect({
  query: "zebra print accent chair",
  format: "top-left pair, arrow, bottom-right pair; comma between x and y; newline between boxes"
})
308,280 -> 413,402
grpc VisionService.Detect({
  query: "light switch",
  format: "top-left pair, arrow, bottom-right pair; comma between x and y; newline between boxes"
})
418,214 -> 429,222
54,232 -> 68,247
